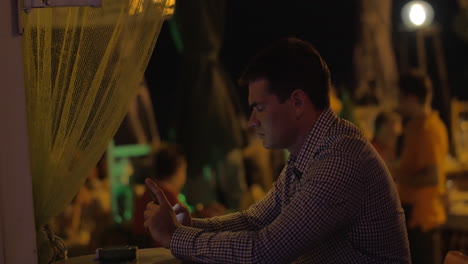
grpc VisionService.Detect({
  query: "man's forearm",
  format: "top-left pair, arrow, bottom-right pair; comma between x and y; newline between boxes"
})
191,212 -> 254,232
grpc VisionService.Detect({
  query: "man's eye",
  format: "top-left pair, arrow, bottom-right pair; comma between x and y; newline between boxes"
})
255,105 -> 265,112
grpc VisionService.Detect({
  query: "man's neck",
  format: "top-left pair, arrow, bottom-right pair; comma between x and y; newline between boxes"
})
288,110 -> 323,156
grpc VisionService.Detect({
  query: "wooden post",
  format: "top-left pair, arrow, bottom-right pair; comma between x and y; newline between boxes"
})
0,0 -> 38,263
415,29 -> 427,72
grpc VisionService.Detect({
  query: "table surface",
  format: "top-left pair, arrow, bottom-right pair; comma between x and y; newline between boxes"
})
54,248 -> 185,264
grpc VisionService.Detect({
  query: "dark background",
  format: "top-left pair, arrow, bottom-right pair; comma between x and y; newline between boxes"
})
145,0 -> 468,141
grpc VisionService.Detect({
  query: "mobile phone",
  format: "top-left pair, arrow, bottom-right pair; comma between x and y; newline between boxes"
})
149,192 -> 159,205
96,246 -> 137,262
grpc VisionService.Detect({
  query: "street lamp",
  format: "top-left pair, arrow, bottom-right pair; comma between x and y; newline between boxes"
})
399,0 -> 453,170
401,0 -> 434,29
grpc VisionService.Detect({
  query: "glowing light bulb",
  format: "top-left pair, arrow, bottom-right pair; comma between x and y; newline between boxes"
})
401,1 -> 434,29
409,4 -> 427,26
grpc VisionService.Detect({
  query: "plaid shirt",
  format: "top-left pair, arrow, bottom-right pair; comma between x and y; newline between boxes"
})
170,109 -> 410,263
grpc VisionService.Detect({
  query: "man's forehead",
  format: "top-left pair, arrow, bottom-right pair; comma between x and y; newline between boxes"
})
248,78 -> 270,101
249,78 -> 270,89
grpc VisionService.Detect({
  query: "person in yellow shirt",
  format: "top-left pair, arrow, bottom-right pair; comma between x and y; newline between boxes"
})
397,69 -> 448,264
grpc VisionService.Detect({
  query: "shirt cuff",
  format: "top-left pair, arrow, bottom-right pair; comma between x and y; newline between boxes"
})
170,225 -> 203,260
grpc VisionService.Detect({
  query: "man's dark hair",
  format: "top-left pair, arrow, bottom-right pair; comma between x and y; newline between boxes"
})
239,38 -> 331,110
399,69 -> 433,104
152,143 -> 185,181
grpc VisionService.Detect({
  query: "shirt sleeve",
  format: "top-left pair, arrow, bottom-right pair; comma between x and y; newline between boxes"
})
170,158 -> 364,264
190,171 -> 286,233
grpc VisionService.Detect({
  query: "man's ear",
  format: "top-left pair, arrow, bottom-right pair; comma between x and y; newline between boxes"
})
290,89 -> 307,117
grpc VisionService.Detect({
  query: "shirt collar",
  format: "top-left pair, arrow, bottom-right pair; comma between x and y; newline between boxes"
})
287,108 -> 337,175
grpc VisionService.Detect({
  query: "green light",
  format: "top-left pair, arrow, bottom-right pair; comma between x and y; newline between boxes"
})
111,144 -> 151,158
178,193 -> 194,213
203,165 -> 212,183
114,215 -> 122,223
108,141 -> 151,224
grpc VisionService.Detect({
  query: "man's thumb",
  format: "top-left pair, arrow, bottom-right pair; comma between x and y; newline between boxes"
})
145,178 -> 170,207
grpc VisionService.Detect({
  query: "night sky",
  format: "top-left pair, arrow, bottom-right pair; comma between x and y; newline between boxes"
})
145,0 -> 467,140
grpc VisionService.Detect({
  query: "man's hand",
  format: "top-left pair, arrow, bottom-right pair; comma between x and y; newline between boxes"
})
144,178 -> 180,248
173,203 -> 192,227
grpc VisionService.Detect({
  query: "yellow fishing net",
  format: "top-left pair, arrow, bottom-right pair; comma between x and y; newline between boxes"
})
21,0 -> 173,262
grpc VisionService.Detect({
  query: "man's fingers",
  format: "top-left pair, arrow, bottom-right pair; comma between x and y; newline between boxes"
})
144,218 -> 151,229
173,203 -> 189,215
146,201 -> 161,211
144,202 -> 159,221
144,208 -> 152,220
173,203 -> 182,213
145,178 -> 171,207
146,202 -> 157,210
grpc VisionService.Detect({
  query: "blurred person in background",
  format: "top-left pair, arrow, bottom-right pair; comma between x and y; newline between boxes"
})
372,110 -> 403,174
396,69 -> 449,264
49,161 -> 111,256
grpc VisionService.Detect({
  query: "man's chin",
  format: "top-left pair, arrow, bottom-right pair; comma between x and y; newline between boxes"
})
262,140 -> 286,150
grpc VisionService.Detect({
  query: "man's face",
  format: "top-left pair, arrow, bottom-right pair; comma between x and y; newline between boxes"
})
247,78 -> 297,149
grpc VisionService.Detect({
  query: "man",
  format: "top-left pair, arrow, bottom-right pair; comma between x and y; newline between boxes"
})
396,70 -> 449,264
144,38 -> 410,263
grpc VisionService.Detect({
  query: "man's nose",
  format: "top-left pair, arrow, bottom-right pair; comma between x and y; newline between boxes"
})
248,112 -> 258,128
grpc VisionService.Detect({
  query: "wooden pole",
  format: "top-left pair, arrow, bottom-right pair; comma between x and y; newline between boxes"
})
0,0 -> 38,263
